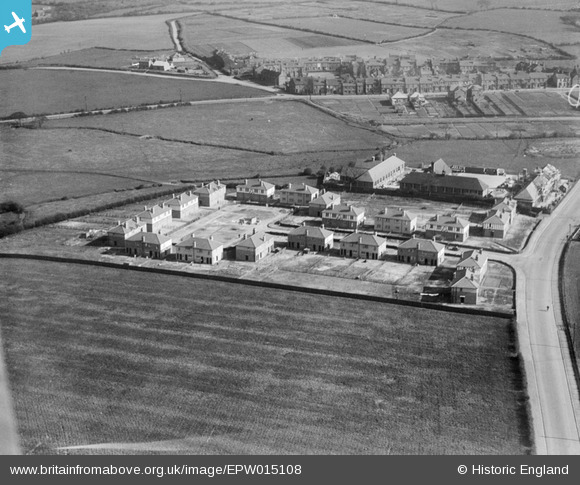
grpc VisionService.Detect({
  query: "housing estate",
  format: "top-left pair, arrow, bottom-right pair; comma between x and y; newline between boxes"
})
279,183 -> 319,206
287,225 -> 333,251
125,232 -> 172,259
514,164 -> 561,210
339,232 -> 387,260
136,204 -> 172,232
236,179 -> 276,204
108,218 -> 145,247
308,191 -> 341,217
321,204 -> 365,230
397,237 -> 445,266
235,231 -> 275,262
425,214 -> 470,242
165,191 -> 199,219
194,181 -> 226,207
399,172 -> 491,199
174,235 -> 224,264
450,270 -> 480,305
374,208 -> 417,235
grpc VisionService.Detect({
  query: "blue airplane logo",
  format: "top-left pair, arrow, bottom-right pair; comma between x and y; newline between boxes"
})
5,12 -> 26,34
1,1 -> 32,57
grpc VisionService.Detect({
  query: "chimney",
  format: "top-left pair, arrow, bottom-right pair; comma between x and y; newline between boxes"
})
243,234 -> 248,240
244,179 -> 248,185
118,220 -> 121,226
193,241 -> 196,248
253,228 -> 256,235
470,273 -> 474,281
144,205 -> 148,211
302,221 -> 306,226
217,179 -> 220,185
321,224 -> 325,229
288,183 -> 292,189
359,236 -> 363,244
432,236 -> 437,241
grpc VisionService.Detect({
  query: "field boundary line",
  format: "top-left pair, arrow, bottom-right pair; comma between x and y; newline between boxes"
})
0,253 -> 514,319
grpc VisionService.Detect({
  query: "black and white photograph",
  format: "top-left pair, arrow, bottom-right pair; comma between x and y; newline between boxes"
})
0,0 -> 579,464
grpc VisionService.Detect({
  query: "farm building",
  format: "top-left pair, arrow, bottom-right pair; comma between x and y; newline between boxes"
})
108,218 -> 146,247
353,155 -> 406,190
279,183 -> 319,206
235,231 -> 274,262
429,158 -> 452,176
450,269 -> 479,305
165,191 -> 199,219
174,235 -> 223,265
236,179 -> 276,204
136,204 -> 172,232
194,181 -> 226,207
399,172 -> 491,199
397,237 -> 445,266
374,208 -> 417,235
321,204 -> 365,230
457,249 -> 488,283
150,60 -> 172,71
308,191 -> 341,217
287,225 -> 333,251
125,232 -> 172,259
425,214 -> 470,242
339,232 -> 386,260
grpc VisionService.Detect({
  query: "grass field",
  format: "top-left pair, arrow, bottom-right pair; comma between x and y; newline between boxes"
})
442,8 -> 580,46
562,240 -> 580,373
392,0 -> 578,11
0,259 -> 530,454
22,47 -> 175,70
0,14 -> 179,65
47,100 -> 386,154
0,118 -> 380,209
266,17 -> 430,44
0,69 -> 267,117
225,3 -> 460,29
384,138 -> 580,179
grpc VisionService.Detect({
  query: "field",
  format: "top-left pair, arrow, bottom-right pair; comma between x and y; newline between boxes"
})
179,13 -> 387,59
265,17 -> 431,44
0,259 -> 530,454
22,47 -> 176,70
0,69 -> 267,117
47,99 -> 386,154
388,0 -> 578,11
381,120 -> 580,148
562,240 -> 580,372
383,138 -> 580,179
441,8 -> 580,46
0,14 -> 179,64
224,2 -> 461,29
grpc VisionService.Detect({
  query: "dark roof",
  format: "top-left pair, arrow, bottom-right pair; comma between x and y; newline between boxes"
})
401,172 -> 489,192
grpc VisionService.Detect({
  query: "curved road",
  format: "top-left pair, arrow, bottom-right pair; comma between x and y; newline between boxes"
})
504,181 -> 580,454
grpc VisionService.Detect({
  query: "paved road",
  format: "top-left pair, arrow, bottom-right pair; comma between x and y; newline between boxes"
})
500,181 -> 580,454
0,328 -> 20,454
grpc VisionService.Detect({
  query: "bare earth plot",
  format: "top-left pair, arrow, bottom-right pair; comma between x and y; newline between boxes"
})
441,8 -> 580,46
0,69 -> 267,117
47,100 -> 387,154
0,14 -> 180,64
0,259 -> 529,454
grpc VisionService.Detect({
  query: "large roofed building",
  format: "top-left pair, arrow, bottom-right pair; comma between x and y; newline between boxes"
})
399,172 -> 490,199
353,155 -> 406,190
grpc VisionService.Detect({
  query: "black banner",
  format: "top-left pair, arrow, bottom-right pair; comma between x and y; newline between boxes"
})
1,456 -> 579,484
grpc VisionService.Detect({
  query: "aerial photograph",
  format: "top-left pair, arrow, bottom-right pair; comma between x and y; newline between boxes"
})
0,0 -> 579,457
